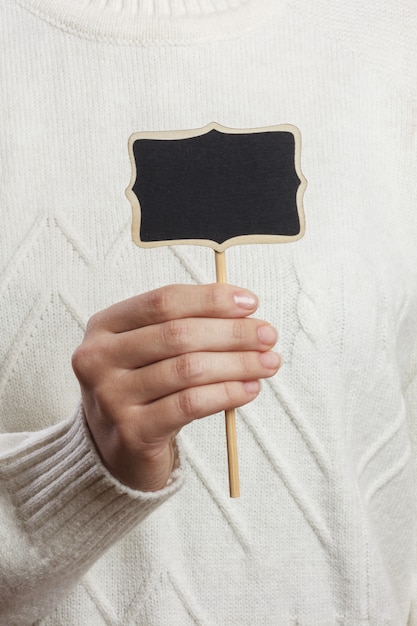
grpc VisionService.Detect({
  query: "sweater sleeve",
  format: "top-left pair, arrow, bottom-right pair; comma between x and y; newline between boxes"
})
0,407 -> 185,625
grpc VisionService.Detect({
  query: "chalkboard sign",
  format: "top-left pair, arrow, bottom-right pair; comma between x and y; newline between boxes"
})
126,122 -> 307,498
126,122 -> 306,252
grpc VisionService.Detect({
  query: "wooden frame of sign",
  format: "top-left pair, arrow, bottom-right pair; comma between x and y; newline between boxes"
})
126,122 -> 307,497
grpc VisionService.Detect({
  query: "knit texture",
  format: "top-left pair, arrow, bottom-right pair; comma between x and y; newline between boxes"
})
0,408 -> 184,623
13,0 -> 280,43
0,0 -> 417,624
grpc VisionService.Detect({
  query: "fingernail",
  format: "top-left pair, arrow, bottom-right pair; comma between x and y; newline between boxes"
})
257,325 -> 278,345
243,380 -> 261,394
260,351 -> 281,369
234,292 -> 258,309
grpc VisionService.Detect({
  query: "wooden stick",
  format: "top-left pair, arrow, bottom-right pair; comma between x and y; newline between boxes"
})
215,251 -> 240,498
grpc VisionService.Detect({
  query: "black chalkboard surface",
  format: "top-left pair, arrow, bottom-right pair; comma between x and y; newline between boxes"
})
127,122 -> 306,252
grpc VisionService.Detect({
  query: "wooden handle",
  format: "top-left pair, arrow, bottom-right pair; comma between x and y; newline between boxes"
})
215,251 -> 240,498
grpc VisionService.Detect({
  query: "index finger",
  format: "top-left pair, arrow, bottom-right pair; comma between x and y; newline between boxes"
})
89,283 -> 259,333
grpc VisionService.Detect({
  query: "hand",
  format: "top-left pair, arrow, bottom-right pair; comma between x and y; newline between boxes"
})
72,284 -> 281,492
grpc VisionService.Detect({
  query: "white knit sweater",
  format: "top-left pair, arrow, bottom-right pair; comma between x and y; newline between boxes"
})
1,1 -> 417,624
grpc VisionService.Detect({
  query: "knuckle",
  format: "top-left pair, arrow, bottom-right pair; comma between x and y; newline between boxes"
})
163,319 -> 191,352
175,353 -> 204,383
71,341 -> 95,382
223,382 -> 242,407
206,283 -> 226,312
145,287 -> 171,319
177,388 -> 201,419
232,319 -> 244,341
71,336 -> 107,383
240,352 -> 256,377
85,311 -> 101,334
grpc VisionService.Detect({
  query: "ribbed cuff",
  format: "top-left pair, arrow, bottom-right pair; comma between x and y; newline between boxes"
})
0,408 -> 185,568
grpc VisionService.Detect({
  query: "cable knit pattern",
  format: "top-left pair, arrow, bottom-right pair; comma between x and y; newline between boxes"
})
1,0 -> 417,624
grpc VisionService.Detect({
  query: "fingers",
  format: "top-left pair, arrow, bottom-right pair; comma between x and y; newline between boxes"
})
88,283 -> 258,333
115,317 -> 278,368
125,350 -> 281,403
138,380 -> 263,442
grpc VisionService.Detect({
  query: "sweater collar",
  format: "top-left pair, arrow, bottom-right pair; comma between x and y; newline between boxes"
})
16,0 -> 279,45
